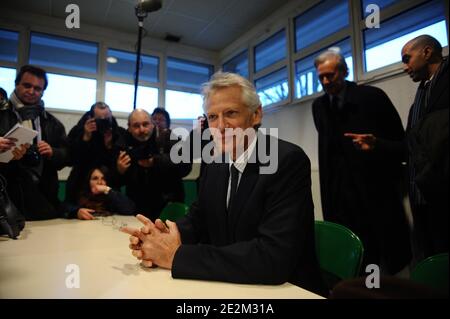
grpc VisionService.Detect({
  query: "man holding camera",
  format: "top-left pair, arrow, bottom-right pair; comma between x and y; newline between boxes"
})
66,102 -> 126,203
0,65 -> 69,220
116,109 -> 190,220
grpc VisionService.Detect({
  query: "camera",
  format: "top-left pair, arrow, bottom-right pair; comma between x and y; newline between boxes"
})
126,143 -> 156,161
95,118 -> 112,134
22,145 -> 41,167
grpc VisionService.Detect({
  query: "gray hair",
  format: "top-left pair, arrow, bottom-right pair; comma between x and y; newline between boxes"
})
127,108 -> 151,126
314,49 -> 348,75
201,72 -> 261,112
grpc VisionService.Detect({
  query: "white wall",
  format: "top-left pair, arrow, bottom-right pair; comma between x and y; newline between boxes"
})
259,71 -> 420,220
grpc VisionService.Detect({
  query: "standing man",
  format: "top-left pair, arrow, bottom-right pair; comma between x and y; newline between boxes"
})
352,35 -> 448,258
312,50 -> 411,275
121,72 -> 325,296
401,35 -> 448,258
151,107 -> 191,204
0,65 -> 69,220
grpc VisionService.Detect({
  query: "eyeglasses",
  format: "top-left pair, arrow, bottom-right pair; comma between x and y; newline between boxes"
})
101,215 -> 127,230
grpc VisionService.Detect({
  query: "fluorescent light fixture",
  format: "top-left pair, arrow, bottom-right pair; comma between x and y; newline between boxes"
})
106,56 -> 118,64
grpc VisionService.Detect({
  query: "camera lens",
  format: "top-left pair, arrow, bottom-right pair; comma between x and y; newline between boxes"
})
23,145 -> 41,166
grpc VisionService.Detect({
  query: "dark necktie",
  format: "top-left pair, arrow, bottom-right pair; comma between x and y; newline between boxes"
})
331,96 -> 340,111
228,164 -> 239,212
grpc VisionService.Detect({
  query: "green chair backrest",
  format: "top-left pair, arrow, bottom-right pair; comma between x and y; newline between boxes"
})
411,253 -> 449,293
58,180 -> 66,202
315,221 -> 364,287
159,202 -> 189,222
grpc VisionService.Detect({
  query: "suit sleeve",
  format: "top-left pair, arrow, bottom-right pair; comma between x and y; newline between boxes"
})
370,89 -> 407,162
172,149 -> 313,285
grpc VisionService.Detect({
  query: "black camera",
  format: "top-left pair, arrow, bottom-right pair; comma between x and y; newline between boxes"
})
126,144 -> 156,161
22,145 -> 41,167
95,118 -> 112,134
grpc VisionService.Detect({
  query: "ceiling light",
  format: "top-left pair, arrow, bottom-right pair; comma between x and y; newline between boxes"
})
106,56 -> 118,64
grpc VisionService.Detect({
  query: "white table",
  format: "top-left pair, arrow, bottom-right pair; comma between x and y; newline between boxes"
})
0,216 -> 324,299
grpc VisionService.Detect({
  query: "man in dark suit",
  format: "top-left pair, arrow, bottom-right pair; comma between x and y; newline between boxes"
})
312,50 -> 411,275
402,35 -> 448,258
121,72 -> 325,296
351,35 -> 448,258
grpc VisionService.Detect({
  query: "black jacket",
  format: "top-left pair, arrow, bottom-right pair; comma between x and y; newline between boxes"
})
406,58 -> 449,206
0,105 -> 69,220
65,111 -> 126,202
62,189 -> 136,219
173,134 -> 326,296
312,81 -> 411,274
118,129 -> 191,220
406,59 -> 448,254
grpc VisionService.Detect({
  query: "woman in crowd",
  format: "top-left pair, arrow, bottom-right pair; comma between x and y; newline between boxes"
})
63,166 -> 135,220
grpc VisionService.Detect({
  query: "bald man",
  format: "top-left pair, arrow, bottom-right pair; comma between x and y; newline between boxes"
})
347,35 -> 449,258
402,35 -> 448,258
116,109 -> 190,220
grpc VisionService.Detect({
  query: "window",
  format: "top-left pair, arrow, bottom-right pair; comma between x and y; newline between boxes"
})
294,0 -> 349,52
223,50 -> 249,78
295,39 -> 353,99
364,0 -> 448,72
255,67 -> 289,107
166,57 -> 213,119
165,90 -> 204,120
361,0 -> 405,17
105,81 -> 158,113
0,29 -> 19,63
29,33 -> 98,74
254,29 -> 286,73
0,67 -> 16,98
44,73 -> 97,111
107,48 -> 159,83
167,57 -> 213,90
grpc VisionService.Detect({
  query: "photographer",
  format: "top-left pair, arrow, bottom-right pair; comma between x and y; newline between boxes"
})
0,87 -> 7,101
116,109 -> 191,220
152,107 -> 192,203
66,102 -> 126,203
0,65 -> 70,220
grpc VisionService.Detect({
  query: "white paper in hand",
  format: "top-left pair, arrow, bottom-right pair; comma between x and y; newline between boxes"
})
0,123 -> 38,163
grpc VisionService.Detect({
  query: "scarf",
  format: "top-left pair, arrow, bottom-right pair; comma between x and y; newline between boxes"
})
9,91 -> 45,142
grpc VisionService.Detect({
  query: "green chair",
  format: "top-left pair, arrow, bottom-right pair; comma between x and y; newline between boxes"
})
159,202 -> 189,222
315,220 -> 364,289
411,253 -> 449,293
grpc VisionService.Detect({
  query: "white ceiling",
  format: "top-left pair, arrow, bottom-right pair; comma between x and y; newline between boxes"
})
0,0 -> 293,51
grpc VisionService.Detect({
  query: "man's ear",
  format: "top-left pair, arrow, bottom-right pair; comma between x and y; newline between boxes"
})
252,105 -> 263,127
423,45 -> 433,61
